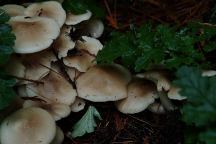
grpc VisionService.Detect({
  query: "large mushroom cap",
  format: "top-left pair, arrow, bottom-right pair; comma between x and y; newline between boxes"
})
24,1 -> 66,27
0,107 -> 56,144
26,68 -> 77,105
51,126 -> 64,144
76,64 -> 131,102
1,4 -> 25,16
9,16 -> 60,54
115,77 -> 158,114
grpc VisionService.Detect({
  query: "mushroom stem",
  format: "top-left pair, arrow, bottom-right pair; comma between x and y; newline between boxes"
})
158,90 -> 176,111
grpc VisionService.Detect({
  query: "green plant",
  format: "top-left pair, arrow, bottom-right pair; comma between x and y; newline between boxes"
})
97,22 -> 216,72
174,66 -> 216,144
0,9 -> 16,110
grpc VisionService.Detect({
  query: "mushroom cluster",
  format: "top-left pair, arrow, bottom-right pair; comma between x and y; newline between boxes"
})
2,1 -> 216,143
1,1 -> 104,144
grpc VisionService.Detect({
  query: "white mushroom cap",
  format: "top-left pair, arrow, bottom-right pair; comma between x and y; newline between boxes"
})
148,102 -> 166,114
167,86 -> 186,100
136,69 -> 171,91
87,19 -> 104,38
9,16 -> 60,54
70,97 -> 85,112
202,70 -> 216,77
115,77 -> 158,114
0,107 -> 56,144
65,10 -> 92,25
63,51 -> 96,72
1,4 -> 25,16
24,1 -> 66,27
51,126 -> 64,144
52,26 -> 75,59
23,100 -> 71,121
22,50 -> 57,84
26,68 -> 77,105
76,36 -> 103,55
76,64 -> 131,102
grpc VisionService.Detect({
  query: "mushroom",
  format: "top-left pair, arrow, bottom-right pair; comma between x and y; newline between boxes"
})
148,102 -> 166,114
76,64 -> 131,102
26,67 -> 77,105
202,70 -> 216,77
65,10 -> 92,25
115,77 -> 158,114
65,67 -> 80,81
9,16 -> 60,54
51,126 -> 64,144
0,107 -> 56,144
22,50 -> 57,84
52,25 -> 75,59
86,19 -> 104,38
167,86 -> 186,100
24,1 -> 66,27
136,69 -> 172,91
70,97 -> 86,112
63,51 -> 96,72
1,4 -> 25,16
76,36 -> 103,55
23,100 -> 71,121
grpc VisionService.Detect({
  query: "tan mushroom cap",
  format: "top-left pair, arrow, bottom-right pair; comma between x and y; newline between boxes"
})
202,70 -> 216,77
51,126 -> 64,144
23,100 -> 71,121
76,64 -> 131,102
24,1 -> 66,27
22,50 -> 57,84
0,107 -> 56,144
63,51 -> 96,72
65,10 -> 92,25
87,19 -> 104,38
1,4 -> 25,16
115,77 -> 158,114
65,67 -> 80,81
70,97 -> 85,112
167,86 -> 187,100
9,16 -> 60,54
76,36 -> 103,55
26,68 -> 77,105
52,26 -> 75,59
148,102 -> 166,114
136,69 -> 171,91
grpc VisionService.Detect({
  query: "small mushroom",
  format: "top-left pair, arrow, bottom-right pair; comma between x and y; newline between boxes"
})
51,126 -> 64,144
1,4 -> 25,16
70,97 -> 85,112
52,25 -> 75,59
115,77 -> 158,114
0,107 -> 56,144
65,10 -> 92,25
167,86 -> 186,100
86,19 -> 104,38
9,16 -> 60,54
76,36 -> 103,55
148,102 -> 166,114
63,51 -> 96,72
202,70 -> 216,77
24,1 -> 66,27
76,64 -> 131,102
136,69 -> 172,91
23,100 -> 71,121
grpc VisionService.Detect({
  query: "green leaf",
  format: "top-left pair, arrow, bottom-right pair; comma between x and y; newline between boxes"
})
69,106 -> 102,138
62,0 -> 105,18
0,9 -> 10,24
199,129 -> 216,144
